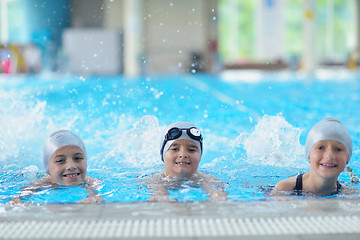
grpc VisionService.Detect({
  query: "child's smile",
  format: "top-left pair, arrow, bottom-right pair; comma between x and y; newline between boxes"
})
319,163 -> 337,169
63,173 -> 81,178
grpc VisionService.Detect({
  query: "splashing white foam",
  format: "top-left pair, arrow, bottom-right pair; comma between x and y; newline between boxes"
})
0,90 -> 48,164
234,115 -> 305,168
103,115 -> 164,168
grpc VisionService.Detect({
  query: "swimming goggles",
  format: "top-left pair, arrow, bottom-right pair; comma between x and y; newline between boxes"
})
160,127 -> 203,156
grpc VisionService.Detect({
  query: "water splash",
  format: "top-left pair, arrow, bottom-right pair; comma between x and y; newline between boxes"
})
101,115 -> 164,169
0,90 -> 48,164
234,115 -> 305,168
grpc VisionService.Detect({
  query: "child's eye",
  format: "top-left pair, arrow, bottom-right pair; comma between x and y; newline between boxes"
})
317,146 -> 325,150
74,157 -> 84,161
56,159 -> 65,163
170,147 -> 179,151
335,148 -> 343,152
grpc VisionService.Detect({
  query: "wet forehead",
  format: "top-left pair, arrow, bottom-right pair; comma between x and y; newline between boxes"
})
171,139 -> 198,148
313,139 -> 347,148
53,145 -> 84,157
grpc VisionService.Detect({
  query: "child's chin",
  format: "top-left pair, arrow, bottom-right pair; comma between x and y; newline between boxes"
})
62,179 -> 84,186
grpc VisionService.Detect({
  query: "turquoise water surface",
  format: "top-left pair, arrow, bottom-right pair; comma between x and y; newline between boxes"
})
0,71 -> 359,203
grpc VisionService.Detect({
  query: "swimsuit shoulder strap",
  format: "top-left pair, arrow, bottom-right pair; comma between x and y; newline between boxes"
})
336,181 -> 342,192
294,173 -> 303,194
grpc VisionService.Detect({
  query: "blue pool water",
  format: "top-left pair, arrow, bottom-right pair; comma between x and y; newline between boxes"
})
0,70 -> 359,204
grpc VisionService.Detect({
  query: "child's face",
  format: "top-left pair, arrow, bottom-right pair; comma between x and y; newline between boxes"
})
309,140 -> 349,178
48,145 -> 87,186
164,139 -> 201,178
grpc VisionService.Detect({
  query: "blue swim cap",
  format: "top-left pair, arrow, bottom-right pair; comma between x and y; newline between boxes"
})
305,118 -> 352,161
43,130 -> 87,174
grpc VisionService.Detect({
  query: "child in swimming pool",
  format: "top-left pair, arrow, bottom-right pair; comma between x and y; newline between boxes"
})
145,121 -> 228,202
11,130 -> 103,204
273,118 -> 355,196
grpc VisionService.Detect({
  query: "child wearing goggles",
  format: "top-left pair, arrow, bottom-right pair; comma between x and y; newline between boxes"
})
273,118 -> 356,196
146,121 -> 228,202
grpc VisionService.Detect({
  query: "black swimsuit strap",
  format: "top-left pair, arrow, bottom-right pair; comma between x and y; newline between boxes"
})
336,181 -> 342,192
294,173 -> 303,195
294,173 -> 342,195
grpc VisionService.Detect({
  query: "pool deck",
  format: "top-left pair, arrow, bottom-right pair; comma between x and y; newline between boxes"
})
1,198 -> 360,239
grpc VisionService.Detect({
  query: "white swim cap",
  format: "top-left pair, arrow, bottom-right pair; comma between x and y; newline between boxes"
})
160,121 -> 203,161
43,130 -> 87,174
305,118 -> 352,160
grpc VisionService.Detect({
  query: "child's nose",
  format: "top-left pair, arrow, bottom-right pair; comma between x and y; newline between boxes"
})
178,149 -> 188,158
324,148 -> 335,159
66,160 -> 77,170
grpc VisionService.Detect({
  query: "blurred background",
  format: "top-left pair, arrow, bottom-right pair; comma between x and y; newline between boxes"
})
0,0 -> 359,76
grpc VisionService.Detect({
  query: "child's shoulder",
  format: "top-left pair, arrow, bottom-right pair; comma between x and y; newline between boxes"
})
84,176 -> 101,188
196,171 -> 214,178
341,184 -> 359,194
274,175 -> 298,191
196,171 -> 221,184
145,173 -> 165,184
30,176 -> 54,188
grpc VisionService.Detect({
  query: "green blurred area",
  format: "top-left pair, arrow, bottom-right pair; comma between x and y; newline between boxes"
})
218,0 -> 355,64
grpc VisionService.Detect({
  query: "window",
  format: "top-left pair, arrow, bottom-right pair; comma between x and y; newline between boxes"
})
218,0 -> 356,66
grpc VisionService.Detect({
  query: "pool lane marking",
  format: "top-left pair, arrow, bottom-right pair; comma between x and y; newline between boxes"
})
184,75 -> 261,122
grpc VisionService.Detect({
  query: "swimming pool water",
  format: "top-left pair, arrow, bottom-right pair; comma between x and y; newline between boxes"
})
0,71 -> 359,204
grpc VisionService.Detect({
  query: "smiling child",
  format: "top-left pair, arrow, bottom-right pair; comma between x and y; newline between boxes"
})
146,121 -> 227,202
273,118 -> 355,196
11,130 -> 103,204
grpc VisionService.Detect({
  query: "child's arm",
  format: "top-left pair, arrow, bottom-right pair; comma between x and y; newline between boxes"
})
270,176 -> 297,196
197,172 -> 228,201
145,173 -> 176,202
78,176 -> 104,204
9,177 -> 53,204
